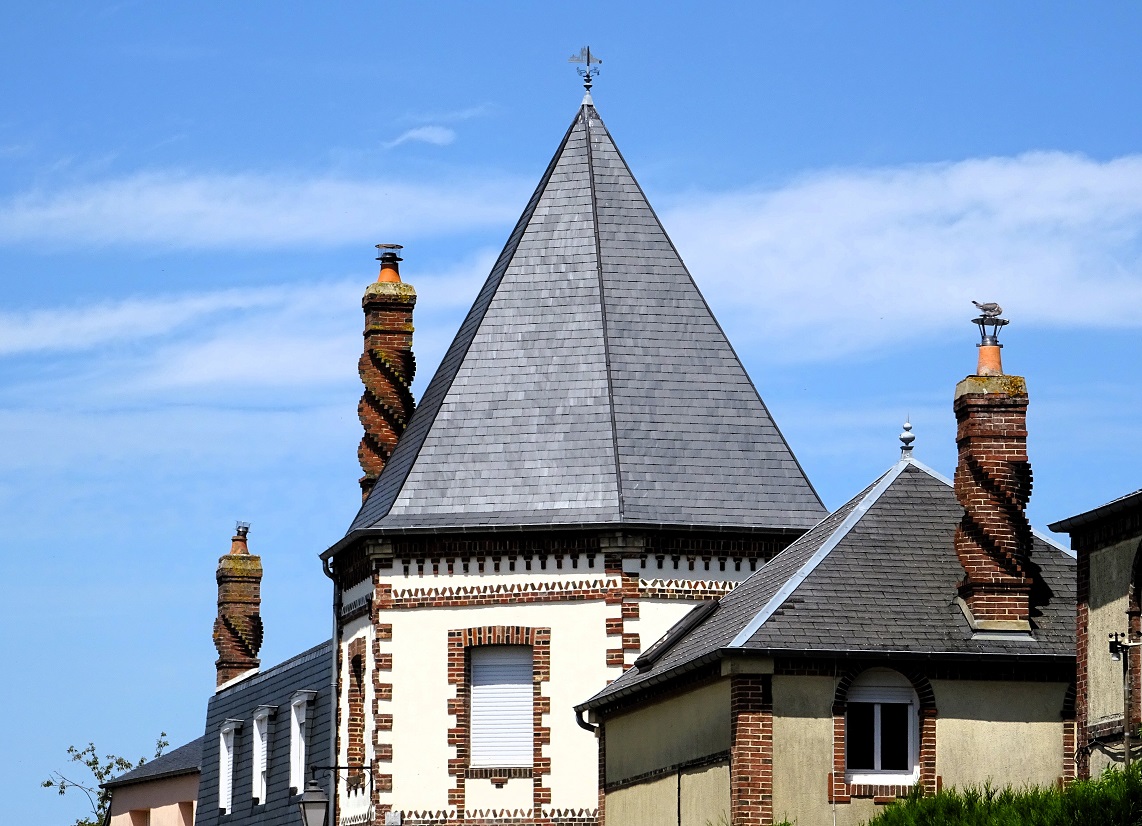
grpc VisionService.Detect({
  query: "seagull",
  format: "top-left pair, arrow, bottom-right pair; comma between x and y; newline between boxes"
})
972,301 -> 1003,318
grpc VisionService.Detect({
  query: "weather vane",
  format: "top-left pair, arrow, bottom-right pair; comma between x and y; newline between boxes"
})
569,46 -> 602,93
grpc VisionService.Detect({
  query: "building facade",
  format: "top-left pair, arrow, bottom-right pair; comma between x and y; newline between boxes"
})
321,96 -> 827,826
1051,488 -> 1142,776
578,332 -> 1077,826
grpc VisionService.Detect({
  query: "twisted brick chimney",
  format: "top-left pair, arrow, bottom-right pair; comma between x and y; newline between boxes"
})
213,523 -> 263,687
358,244 -> 416,501
953,307 -> 1034,630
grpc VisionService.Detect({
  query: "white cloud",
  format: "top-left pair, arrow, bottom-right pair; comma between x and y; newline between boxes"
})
383,126 -> 457,149
666,152 -> 1142,361
0,171 -> 524,249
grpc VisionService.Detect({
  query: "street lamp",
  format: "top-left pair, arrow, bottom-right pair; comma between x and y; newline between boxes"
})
297,779 -> 329,826
1109,632 -> 1142,767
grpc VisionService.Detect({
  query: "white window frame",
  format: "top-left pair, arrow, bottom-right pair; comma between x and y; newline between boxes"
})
469,645 -> 534,769
290,690 -> 317,792
251,705 -> 274,804
844,669 -> 920,785
219,719 -> 241,814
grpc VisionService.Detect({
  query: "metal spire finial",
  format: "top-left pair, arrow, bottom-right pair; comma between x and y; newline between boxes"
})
899,419 -> 915,458
569,46 -> 602,103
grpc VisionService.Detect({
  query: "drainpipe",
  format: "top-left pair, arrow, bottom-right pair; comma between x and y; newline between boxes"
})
323,555 -> 340,826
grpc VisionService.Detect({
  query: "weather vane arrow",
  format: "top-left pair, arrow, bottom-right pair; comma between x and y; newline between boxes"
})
569,46 -> 602,95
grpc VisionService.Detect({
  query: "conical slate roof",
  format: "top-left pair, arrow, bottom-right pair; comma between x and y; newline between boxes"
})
581,458 -> 1077,711
346,101 -> 825,536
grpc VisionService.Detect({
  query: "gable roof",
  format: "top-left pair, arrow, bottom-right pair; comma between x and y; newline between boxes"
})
581,457 -> 1076,710
340,101 -> 824,541
102,736 -> 203,789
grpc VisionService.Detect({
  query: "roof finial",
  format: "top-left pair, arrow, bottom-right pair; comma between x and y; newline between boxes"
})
569,46 -> 602,105
899,419 -> 915,458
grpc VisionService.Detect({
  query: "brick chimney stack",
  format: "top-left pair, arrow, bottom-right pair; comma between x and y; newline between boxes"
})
358,244 -> 416,501
213,523 -> 263,687
953,305 -> 1034,630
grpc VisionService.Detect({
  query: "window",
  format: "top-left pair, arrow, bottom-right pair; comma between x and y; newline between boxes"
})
845,669 -> 919,784
290,691 -> 317,792
219,720 -> 240,814
251,706 -> 274,804
470,645 -> 533,768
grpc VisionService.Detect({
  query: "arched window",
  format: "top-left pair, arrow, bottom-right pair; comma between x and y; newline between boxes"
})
845,668 -> 920,784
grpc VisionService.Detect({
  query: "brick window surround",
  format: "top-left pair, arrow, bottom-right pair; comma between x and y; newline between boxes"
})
346,637 -> 367,794
828,668 -> 938,805
447,626 -> 552,814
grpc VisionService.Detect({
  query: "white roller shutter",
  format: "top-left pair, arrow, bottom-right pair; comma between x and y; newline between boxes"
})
470,646 -> 533,768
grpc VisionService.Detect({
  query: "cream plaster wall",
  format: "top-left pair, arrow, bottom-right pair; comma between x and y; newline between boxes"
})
107,775 -> 197,826
680,762 -> 730,826
606,774 -> 677,826
605,681 -> 730,783
387,599 -> 616,813
628,599 -> 702,664
769,674 -> 882,826
933,679 -> 1067,790
466,776 -> 534,812
1087,539 -> 1138,725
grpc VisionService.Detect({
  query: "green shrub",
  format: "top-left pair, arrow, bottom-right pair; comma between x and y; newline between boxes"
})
865,765 -> 1142,826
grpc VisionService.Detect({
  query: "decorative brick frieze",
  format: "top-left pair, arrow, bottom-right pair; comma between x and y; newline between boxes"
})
446,626 -> 552,815
396,808 -> 598,825
389,579 -> 618,609
730,675 -> 773,826
637,579 -> 737,599
391,535 -> 601,559
644,533 -> 791,560
1069,512 -> 1142,554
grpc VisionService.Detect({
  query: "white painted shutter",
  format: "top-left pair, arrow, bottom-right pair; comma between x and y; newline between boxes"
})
253,714 -> 268,802
470,646 -> 533,767
219,727 -> 235,813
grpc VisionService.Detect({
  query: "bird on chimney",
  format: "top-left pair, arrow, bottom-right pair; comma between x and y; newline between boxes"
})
972,300 -> 1003,318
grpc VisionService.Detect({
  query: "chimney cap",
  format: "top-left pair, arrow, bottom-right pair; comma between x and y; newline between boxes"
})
235,521 -> 250,537
971,300 -> 1009,347
375,243 -> 403,262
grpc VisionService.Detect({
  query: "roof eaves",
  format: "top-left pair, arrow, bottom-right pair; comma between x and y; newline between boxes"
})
1048,488 -> 1142,534
727,459 -> 910,648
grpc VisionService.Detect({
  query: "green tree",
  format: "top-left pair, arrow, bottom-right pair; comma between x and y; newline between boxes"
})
43,733 -> 168,826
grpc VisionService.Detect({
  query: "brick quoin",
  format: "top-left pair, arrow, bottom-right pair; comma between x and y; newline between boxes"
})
358,246 -> 416,501
730,675 -> 773,826
952,374 -> 1034,624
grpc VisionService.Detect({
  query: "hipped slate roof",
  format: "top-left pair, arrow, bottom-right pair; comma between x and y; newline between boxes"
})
103,736 -> 203,789
582,458 -> 1076,710
343,101 -> 824,539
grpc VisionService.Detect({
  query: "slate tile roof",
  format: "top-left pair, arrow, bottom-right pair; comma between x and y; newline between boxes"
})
195,640 -> 332,826
103,735 -> 203,789
581,458 -> 1077,710
342,102 -> 825,540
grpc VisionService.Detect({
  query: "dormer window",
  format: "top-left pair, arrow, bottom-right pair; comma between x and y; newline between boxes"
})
219,719 -> 242,814
289,690 -> 318,793
251,705 -> 275,804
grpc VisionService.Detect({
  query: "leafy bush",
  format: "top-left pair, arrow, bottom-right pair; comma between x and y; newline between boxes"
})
865,765 -> 1142,826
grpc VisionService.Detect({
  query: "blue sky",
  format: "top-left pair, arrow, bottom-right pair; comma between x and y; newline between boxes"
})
4,3 -> 1141,822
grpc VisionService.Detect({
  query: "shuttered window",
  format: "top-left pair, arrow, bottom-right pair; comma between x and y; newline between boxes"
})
470,646 -> 533,768
219,723 -> 237,814
252,708 -> 270,804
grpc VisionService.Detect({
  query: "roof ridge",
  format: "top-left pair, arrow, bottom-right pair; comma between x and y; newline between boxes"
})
583,107 -> 625,519
727,460 -> 909,647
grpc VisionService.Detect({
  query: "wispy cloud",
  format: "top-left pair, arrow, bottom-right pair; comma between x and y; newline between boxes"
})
382,126 -> 456,149
667,151 -> 1142,360
0,172 -> 525,249
398,104 -> 495,125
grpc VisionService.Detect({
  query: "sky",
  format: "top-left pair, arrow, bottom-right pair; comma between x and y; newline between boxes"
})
3,3 -> 1141,822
